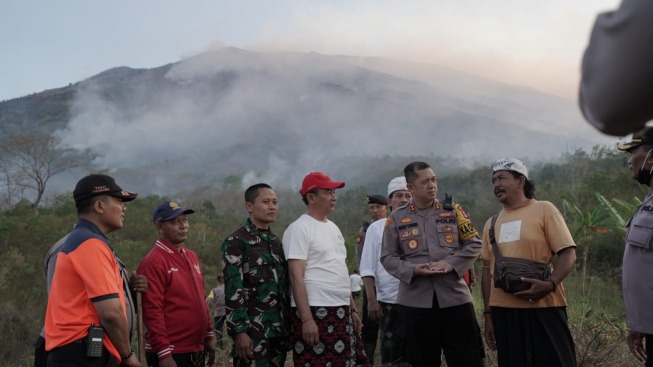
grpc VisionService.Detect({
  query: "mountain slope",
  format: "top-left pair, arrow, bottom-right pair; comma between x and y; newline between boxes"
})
1,48 -> 610,194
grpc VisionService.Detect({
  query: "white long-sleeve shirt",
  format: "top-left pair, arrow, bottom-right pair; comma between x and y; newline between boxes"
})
359,218 -> 399,303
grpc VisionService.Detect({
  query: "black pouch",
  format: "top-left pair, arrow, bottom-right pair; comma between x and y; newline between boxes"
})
488,214 -> 553,294
494,257 -> 553,293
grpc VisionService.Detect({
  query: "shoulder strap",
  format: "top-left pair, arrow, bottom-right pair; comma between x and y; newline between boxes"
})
488,214 -> 504,262
113,253 -> 136,337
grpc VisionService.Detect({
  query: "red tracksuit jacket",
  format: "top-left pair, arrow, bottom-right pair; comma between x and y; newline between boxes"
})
137,239 -> 213,360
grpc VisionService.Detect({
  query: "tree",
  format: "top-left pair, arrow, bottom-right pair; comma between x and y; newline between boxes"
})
0,154 -> 25,210
0,135 -> 78,215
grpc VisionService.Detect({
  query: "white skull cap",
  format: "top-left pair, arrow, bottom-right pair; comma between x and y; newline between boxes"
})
492,158 -> 529,179
387,177 -> 408,197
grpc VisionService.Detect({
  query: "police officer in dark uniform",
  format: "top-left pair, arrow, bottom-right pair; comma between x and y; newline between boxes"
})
381,162 -> 483,367
618,128 -> 653,366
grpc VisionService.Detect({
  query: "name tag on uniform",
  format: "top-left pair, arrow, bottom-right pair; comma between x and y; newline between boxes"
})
499,220 -> 521,243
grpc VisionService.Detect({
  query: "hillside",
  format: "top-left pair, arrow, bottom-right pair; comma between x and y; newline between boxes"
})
0,48 -> 613,196
0,86 -> 73,139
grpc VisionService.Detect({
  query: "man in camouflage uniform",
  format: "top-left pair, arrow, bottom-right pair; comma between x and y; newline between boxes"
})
222,183 -> 290,367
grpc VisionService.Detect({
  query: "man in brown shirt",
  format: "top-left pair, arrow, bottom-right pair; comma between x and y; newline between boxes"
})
481,158 -> 577,367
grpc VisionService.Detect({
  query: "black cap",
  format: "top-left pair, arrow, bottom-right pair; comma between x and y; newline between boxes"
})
73,174 -> 138,204
618,127 -> 653,152
367,195 -> 388,206
152,201 -> 195,224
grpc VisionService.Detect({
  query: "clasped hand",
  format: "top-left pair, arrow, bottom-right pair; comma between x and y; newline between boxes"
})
414,261 -> 453,277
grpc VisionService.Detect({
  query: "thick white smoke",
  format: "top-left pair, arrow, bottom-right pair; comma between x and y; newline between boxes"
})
54,48 -> 611,194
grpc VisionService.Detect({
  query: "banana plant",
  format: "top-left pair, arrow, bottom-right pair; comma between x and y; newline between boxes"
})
562,193 -> 626,287
612,197 -> 642,214
595,193 -> 627,231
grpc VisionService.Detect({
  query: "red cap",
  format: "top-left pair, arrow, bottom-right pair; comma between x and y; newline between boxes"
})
300,172 -> 345,196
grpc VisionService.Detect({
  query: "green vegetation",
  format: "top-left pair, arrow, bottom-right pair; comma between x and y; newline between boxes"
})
1,146 -> 646,366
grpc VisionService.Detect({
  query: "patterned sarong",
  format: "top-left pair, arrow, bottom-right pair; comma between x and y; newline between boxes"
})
290,306 -> 368,366
378,301 -> 408,366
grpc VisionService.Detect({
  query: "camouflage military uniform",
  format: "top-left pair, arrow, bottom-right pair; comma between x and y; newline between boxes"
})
222,218 -> 290,367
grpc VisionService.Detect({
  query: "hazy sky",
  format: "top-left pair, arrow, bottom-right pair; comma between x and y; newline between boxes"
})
1,0 -> 620,102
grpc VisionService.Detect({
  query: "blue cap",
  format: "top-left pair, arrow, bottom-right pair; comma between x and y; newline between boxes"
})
152,201 -> 195,224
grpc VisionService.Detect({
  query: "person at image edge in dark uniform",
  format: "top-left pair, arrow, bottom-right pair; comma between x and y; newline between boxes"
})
618,128 -> 653,367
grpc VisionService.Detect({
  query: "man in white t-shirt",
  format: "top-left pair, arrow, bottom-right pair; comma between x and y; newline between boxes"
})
360,176 -> 412,366
283,172 -> 365,366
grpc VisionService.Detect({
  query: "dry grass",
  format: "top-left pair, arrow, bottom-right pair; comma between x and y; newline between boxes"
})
176,275 -> 646,367
469,273 -> 642,367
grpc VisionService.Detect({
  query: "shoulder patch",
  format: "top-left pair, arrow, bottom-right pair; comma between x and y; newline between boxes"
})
454,203 -> 469,219
454,203 -> 478,240
356,232 -> 363,244
384,217 -> 392,229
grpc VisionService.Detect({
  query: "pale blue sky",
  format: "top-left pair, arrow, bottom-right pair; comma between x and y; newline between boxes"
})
1,0 -> 620,101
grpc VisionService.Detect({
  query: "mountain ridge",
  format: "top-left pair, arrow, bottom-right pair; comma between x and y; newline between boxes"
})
1,47 -> 610,195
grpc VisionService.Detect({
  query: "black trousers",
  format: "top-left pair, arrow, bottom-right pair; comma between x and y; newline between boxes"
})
402,295 -> 483,367
46,339 -> 118,367
146,351 -> 205,367
361,288 -> 380,346
492,306 -> 576,367
34,335 -> 47,367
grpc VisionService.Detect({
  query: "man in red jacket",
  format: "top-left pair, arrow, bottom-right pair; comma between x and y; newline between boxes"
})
137,201 -> 215,367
